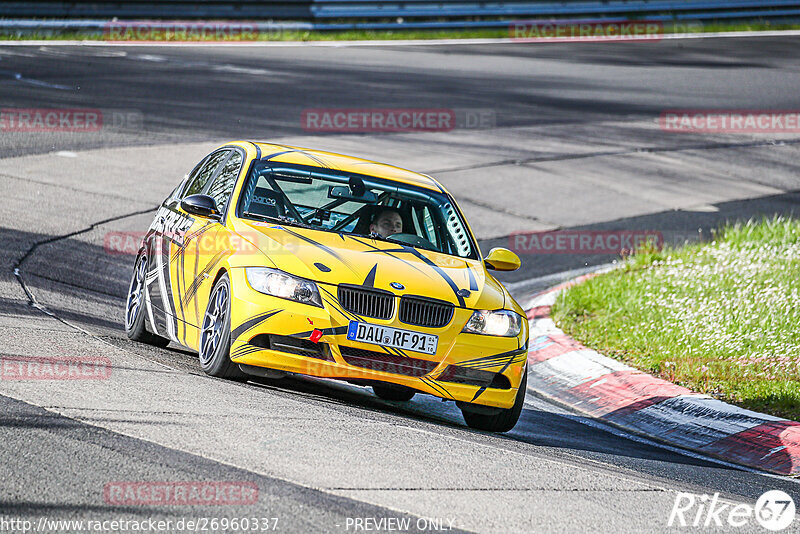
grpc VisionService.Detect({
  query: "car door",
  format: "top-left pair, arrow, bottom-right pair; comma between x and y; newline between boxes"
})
175,148 -> 244,348
154,149 -> 231,346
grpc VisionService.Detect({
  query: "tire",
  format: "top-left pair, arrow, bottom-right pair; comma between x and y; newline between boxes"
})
460,368 -> 527,433
372,384 -> 416,402
125,250 -> 170,348
198,273 -> 246,380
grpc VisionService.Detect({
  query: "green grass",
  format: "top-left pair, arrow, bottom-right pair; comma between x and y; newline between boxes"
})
2,21 -> 799,42
552,217 -> 800,420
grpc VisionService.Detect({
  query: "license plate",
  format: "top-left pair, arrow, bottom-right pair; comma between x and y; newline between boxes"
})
346,321 -> 438,355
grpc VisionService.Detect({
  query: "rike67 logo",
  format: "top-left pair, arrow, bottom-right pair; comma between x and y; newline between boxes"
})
669,490 -> 795,531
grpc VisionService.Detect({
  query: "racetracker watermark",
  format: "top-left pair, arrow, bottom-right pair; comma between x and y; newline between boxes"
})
668,490 -> 795,531
103,21 -> 284,41
104,230 -> 301,256
0,108 -> 143,133
510,20 -> 663,42
0,355 -> 112,380
301,108 -> 495,133
509,230 -> 663,255
660,110 -> 800,133
104,482 -> 259,506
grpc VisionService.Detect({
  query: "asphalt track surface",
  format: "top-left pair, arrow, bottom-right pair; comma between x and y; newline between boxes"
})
1,37 -> 800,533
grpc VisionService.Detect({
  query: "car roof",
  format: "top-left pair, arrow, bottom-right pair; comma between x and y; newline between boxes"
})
234,142 -> 446,193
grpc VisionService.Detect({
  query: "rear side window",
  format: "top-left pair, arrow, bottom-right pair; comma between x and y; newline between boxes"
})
206,151 -> 243,212
183,150 -> 229,198
411,204 -> 440,249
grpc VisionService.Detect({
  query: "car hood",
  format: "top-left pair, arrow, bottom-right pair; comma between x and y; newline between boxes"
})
235,220 -> 507,310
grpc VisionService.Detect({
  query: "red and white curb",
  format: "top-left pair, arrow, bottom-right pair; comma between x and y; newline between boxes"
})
525,276 -> 800,476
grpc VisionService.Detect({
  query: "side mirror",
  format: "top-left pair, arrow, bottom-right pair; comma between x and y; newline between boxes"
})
181,194 -> 221,220
484,247 -> 521,271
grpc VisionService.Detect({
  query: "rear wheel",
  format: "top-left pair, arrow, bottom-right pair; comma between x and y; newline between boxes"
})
199,273 -> 245,380
460,368 -> 527,433
372,384 -> 416,402
125,251 -> 169,348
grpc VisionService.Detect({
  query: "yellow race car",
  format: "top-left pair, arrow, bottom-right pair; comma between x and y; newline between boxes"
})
125,142 -> 528,432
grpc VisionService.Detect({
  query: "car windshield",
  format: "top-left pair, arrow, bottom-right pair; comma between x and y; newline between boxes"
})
237,161 -> 477,259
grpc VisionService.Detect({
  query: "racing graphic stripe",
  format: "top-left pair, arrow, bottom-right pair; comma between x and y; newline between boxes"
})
169,223 -> 209,263
155,235 -> 178,342
192,234 -> 201,322
470,387 -> 488,402
261,149 -> 298,162
458,347 -> 528,369
421,376 -> 454,399
181,249 -> 228,308
143,266 -> 159,336
470,348 -> 528,402
167,221 -> 213,341
465,354 -> 528,371
381,345 -> 409,359
176,235 -> 190,343
231,309 -> 282,342
320,287 -> 364,323
167,225 -> 204,340
301,151 -> 333,169
279,228 -> 358,276
354,238 -> 465,307
249,141 -> 262,159
396,246 -> 466,307
350,237 -> 433,279
465,261 -> 478,291
323,296 -> 361,324
363,264 -> 378,288
231,344 -> 264,359
262,146 -> 333,169
230,342 -> 268,360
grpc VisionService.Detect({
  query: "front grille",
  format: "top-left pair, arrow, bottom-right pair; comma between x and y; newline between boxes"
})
250,334 -> 332,361
436,365 -> 511,389
339,346 -> 438,377
338,285 -> 394,320
399,296 -> 454,328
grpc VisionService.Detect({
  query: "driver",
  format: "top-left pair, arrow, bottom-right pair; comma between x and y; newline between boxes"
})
369,208 -> 403,238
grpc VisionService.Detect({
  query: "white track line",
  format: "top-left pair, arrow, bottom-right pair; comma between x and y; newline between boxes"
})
2,29 -> 800,47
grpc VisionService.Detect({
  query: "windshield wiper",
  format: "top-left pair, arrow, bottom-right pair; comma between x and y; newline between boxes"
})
243,212 -> 317,230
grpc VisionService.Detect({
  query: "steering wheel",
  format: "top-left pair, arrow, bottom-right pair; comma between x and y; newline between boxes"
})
387,233 -> 436,249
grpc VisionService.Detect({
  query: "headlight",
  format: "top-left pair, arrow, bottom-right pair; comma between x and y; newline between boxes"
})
245,268 -> 322,307
462,310 -> 522,337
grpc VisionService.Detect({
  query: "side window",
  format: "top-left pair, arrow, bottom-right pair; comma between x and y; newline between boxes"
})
413,205 -> 439,248
443,201 -> 471,258
206,151 -> 243,213
183,150 -> 229,198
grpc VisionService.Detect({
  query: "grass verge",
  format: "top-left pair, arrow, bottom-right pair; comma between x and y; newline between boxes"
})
552,217 -> 800,420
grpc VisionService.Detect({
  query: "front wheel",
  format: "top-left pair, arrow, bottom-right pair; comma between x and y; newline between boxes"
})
125,250 -> 169,348
460,368 -> 527,433
198,273 -> 245,380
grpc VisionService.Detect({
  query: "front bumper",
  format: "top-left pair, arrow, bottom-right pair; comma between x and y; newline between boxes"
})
227,268 -> 528,409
